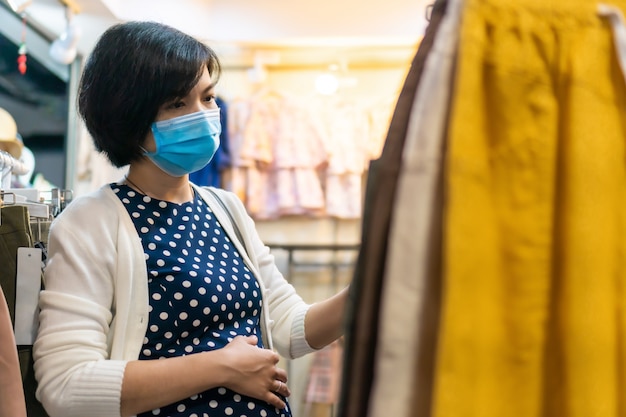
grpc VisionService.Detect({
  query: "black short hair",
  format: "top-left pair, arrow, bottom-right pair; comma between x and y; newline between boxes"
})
77,21 -> 221,167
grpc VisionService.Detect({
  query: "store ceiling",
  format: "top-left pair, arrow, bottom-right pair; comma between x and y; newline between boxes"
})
7,0 -> 429,66
0,0 -> 430,147
0,0 -> 428,184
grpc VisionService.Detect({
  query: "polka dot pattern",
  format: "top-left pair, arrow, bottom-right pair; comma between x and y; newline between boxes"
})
113,184 -> 291,417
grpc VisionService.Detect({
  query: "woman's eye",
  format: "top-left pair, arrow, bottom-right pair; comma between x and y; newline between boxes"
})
204,95 -> 216,103
164,100 -> 185,110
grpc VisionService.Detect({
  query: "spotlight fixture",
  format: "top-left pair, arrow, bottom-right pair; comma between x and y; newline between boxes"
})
49,7 -> 81,65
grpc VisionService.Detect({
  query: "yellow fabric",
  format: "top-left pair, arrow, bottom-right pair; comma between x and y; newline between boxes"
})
434,1 -> 626,417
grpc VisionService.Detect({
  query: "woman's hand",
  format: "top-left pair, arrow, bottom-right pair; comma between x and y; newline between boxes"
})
121,335 -> 290,416
219,335 -> 291,409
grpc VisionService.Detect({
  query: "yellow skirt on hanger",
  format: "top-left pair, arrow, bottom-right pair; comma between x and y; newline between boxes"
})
435,0 -> 626,416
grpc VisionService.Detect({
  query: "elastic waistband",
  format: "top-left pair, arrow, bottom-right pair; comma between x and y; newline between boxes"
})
465,0 -> 626,25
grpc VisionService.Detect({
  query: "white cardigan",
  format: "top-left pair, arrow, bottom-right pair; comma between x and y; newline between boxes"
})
33,184 -> 314,417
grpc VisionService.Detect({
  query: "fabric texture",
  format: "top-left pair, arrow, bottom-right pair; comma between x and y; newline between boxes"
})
368,0 -> 459,416
433,1 -> 626,416
34,183 -> 315,417
0,205 -> 33,324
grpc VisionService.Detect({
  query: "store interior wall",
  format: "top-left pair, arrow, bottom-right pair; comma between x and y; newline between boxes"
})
1,0 -> 427,415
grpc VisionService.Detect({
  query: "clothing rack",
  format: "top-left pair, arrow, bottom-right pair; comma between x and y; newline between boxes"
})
0,188 -> 72,226
267,242 -> 358,401
0,148 -> 74,219
267,243 -> 360,290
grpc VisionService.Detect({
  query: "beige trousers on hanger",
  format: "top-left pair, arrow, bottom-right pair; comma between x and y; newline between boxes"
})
367,1 -> 464,417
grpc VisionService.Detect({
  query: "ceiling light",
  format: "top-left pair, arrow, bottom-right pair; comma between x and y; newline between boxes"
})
49,23 -> 80,64
49,7 -> 81,65
315,73 -> 339,95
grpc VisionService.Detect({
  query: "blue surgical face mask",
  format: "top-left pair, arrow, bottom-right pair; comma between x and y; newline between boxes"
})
144,108 -> 221,177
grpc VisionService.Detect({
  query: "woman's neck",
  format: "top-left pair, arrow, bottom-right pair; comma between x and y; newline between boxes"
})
125,162 -> 193,204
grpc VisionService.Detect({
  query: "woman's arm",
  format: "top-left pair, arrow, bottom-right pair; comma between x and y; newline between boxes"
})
213,188 -> 350,356
35,195 -> 124,417
120,335 -> 289,416
304,286 -> 349,349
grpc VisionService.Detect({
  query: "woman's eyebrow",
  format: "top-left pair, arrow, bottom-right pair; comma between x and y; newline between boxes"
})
202,82 -> 217,92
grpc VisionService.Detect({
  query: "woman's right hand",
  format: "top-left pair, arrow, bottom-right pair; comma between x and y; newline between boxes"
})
218,335 -> 291,409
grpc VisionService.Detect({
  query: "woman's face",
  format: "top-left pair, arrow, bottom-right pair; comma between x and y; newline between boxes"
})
142,66 -> 218,152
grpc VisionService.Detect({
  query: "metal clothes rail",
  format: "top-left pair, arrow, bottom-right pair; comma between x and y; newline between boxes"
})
267,243 -> 360,290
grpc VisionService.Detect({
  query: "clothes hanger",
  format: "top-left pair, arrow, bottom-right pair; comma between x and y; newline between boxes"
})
0,150 -> 29,196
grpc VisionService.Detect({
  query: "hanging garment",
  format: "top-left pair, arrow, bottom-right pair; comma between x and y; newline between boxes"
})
367,0 -> 463,416
222,97 -> 266,211
366,95 -> 400,162
232,91 -> 328,218
336,1 -> 450,416
433,1 -> 626,417
0,204 -> 48,416
0,286 -> 27,417
311,96 -> 372,219
303,340 -> 343,417
0,205 -> 33,322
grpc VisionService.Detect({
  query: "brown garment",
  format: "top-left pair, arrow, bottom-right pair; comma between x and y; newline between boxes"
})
0,287 -> 27,417
0,205 -> 33,325
368,0 -> 457,412
336,2 -> 449,417
0,205 -> 48,416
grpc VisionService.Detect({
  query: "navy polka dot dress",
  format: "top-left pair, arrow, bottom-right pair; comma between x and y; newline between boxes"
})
112,184 -> 292,417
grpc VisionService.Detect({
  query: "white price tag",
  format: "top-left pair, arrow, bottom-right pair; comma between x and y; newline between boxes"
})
14,247 -> 42,345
